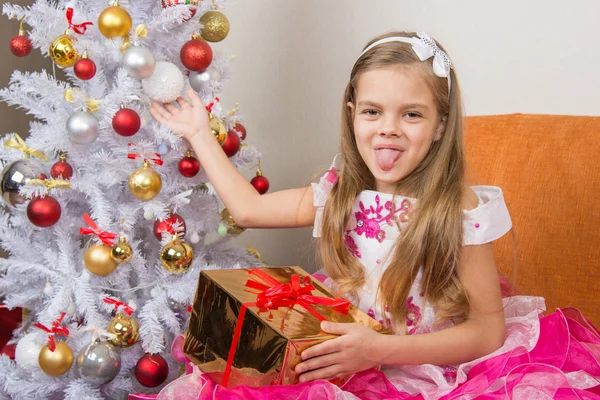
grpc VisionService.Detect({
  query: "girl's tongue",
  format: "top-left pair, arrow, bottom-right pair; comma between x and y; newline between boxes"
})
375,148 -> 401,171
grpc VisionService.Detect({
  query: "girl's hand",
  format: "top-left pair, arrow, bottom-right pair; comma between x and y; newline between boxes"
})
295,321 -> 384,382
149,88 -> 211,142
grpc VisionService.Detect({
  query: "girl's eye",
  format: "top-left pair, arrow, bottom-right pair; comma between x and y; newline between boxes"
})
362,109 -> 380,116
405,112 -> 422,119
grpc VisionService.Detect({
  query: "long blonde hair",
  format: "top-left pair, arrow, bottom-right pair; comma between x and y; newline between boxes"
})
319,32 -> 469,331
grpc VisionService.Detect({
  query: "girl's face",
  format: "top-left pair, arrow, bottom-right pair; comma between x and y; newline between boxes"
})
349,65 -> 446,194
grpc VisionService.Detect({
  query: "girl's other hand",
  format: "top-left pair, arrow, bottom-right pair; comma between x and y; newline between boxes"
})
295,321 -> 385,382
150,88 -> 211,142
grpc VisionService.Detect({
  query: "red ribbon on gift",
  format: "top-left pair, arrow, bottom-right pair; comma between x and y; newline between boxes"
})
222,268 -> 351,387
66,8 -> 93,35
80,213 -> 118,246
127,144 -> 164,166
33,312 -> 69,352
103,297 -> 134,315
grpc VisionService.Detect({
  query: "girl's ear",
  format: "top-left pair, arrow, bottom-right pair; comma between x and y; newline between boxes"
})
347,102 -> 355,119
434,115 -> 447,141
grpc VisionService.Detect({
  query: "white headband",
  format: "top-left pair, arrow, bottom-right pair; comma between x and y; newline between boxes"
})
357,32 -> 452,94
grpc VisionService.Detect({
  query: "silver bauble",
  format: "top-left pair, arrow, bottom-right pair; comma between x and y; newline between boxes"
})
1,159 -> 46,206
66,111 -> 99,145
123,46 -> 156,80
76,340 -> 121,386
189,66 -> 221,92
15,333 -> 45,371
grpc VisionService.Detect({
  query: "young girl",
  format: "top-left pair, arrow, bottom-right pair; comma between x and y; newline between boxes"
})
150,32 -> 600,399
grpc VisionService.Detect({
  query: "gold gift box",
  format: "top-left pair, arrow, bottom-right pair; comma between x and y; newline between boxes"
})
183,266 -> 388,388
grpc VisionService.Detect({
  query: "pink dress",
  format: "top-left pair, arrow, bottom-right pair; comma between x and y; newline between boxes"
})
156,161 -> 600,400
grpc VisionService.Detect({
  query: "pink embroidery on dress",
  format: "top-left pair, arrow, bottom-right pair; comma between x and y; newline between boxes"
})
326,167 -> 338,184
344,231 -> 361,258
405,296 -> 423,335
354,195 -> 409,242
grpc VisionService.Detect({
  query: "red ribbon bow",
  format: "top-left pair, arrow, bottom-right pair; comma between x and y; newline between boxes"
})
80,213 -> 118,246
33,312 -> 69,352
222,268 -> 351,387
66,7 -> 93,35
103,297 -> 134,315
127,144 -> 164,166
205,97 -> 220,113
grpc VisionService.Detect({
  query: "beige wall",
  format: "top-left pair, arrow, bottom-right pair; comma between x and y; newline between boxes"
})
3,1 -> 599,270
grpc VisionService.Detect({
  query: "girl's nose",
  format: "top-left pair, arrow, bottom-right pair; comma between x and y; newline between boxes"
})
379,116 -> 400,137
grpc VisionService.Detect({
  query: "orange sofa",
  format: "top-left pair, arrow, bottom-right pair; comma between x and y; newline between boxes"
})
465,114 -> 599,327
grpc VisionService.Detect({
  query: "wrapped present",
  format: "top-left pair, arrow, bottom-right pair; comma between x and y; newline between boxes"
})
183,266 -> 388,388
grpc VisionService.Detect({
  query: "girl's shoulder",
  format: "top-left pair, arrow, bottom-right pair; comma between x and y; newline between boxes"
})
463,186 -> 512,245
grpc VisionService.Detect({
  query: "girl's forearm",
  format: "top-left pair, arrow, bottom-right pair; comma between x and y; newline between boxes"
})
375,317 -> 505,367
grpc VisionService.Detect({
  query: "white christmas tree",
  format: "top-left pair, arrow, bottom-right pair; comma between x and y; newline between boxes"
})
0,1 -> 266,398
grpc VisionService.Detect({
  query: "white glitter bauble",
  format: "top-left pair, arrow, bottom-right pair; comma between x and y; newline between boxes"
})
15,333 -> 45,370
142,61 -> 184,103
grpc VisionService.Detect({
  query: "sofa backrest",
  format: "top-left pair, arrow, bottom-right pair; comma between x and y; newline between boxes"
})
465,114 -> 599,326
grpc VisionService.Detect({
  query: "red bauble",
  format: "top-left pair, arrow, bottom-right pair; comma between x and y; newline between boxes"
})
73,57 -> 96,80
50,157 -> 73,180
112,107 -> 141,137
135,354 -> 169,388
178,153 -> 200,177
233,123 -> 246,141
153,213 -> 186,241
180,38 -> 213,71
251,175 -> 270,195
10,34 -> 32,57
222,130 -> 240,158
27,196 -> 61,227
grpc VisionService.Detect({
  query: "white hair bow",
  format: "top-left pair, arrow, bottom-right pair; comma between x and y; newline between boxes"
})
357,32 -> 452,93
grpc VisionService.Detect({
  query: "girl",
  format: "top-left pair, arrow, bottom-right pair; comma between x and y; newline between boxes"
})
151,32 -> 600,399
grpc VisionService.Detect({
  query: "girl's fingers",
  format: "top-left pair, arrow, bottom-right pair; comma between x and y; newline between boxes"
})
163,103 -> 180,115
176,96 -> 191,110
298,364 -> 343,383
187,87 -> 205,108
149,108 -> 166,123
151,102 -> 172,120
296,353 -> 338,374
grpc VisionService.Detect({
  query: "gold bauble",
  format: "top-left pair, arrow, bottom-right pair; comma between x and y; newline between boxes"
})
84,244 -> 118,276
111,237 -> 133,264
209,115 -> 227,145
48,33 -> 80,68
220,208 -> 245,235
128,160 -> 162,201
38,342 -> 73,376
199,11 -> 230,42
107,312 -> 139,347
98,5 -> 132,38
160,236 -> 194,274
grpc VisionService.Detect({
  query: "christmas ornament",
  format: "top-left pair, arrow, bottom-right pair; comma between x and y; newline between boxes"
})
123,45 -> 156,80
188,66 -> 220,92
220,208 -> 245,235
142,61 -> 185,102
50,153 -> 73,180
160,235 -> 194,274
153,213 -> 186,241
251,163 -> 270,194
180,35 -> 212,71
1,159 -> 46,206
157,143 -> 169,155
66,110 -> 99,145
76,340 -> 121,386
111,237 -> 132,264
38,341 -> 73,376
107,312 -> 139,348
135,354 -> 169,387
128,160 -> 162,200
15,333 -> 44,371
34,313 -> 72,376
73,53 -> 96,80
199,11 -> 230,42
10,22 -> 32,57
84,244 -> 118,276
27,196 -> 61,227
178,151 -> 200,177
209,114 -> 227,144
217,224 -> 227,236
233,122 -> 247,140
222,130 -> 240,158
98,3 -> 132,39
189,230 -> 200,244
160,0 -> 198,21
49,32 -> 79,68
112,105 -> 141,137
